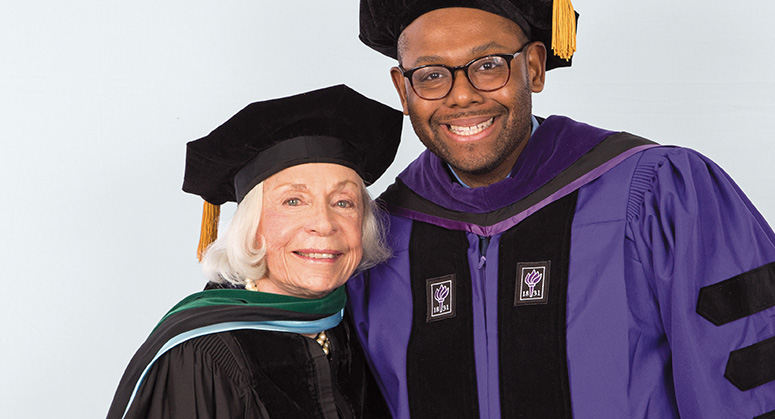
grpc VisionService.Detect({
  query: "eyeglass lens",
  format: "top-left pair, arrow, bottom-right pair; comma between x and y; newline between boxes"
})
410,55 -> 510,100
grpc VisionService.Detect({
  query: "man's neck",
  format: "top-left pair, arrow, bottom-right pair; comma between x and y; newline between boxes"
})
451,162 -> 518,188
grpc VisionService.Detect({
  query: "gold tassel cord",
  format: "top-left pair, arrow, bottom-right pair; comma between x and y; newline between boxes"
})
197,201 -> 220,262
552,0 -> 577,61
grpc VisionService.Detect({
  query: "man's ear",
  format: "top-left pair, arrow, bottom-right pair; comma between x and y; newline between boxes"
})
526,42 -> 546,93
390,67 -> 410,115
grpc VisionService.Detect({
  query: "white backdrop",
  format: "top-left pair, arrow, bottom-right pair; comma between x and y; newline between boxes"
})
1,1 -> 773,417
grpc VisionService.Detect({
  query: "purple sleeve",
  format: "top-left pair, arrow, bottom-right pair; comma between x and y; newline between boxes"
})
626,147 -> 775,418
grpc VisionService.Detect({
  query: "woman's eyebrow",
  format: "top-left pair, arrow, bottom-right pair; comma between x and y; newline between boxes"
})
334,180 -> 359,189
272,183 -> 308,191
274,178 -> 359,192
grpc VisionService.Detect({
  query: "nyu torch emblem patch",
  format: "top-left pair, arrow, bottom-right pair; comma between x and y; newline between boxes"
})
426,274 -> 456,322
514,261 -> 551,306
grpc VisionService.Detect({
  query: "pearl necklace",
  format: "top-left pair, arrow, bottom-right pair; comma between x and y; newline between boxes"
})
244,278 -> 259,291
316,331 -> 330,355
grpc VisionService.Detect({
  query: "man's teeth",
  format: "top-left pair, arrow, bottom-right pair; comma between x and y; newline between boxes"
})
448,117 -> 494,136
296,252 -> 338,259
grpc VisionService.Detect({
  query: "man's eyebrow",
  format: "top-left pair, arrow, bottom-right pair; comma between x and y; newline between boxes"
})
408,42 -> 512,67
470,41 -> 510,56
410,54 -> 446,66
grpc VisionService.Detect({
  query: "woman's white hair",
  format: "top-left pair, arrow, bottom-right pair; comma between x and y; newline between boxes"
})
201,179 -> 390,287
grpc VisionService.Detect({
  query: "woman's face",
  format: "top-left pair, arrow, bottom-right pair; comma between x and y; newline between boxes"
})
256,163 -> 365,298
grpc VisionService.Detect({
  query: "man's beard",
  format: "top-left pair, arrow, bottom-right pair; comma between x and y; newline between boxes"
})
409,86 -> 533,178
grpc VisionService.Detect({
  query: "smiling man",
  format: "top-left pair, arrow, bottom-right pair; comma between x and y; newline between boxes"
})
392,7 -> 539,188
346,1 -> 775,418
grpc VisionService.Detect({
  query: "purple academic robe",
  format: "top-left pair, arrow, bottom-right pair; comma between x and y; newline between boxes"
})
347,116 -> 775,418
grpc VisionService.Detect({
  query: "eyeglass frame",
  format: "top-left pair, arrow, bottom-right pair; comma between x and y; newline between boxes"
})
398,42 -> 532,100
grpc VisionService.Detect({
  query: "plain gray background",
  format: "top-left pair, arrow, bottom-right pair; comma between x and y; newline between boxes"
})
1,1 -> 773,417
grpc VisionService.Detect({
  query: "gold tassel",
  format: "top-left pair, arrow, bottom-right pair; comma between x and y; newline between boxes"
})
197,201 -> 220,262
552,0 -> 577,61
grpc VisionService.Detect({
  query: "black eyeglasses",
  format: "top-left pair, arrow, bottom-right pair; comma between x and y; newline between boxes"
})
399,43 -> 530,100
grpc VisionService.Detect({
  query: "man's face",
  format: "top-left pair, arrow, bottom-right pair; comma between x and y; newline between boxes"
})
391,7 -> 546,187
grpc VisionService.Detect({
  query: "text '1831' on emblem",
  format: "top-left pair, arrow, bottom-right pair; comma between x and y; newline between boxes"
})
426,274 -> 456,322
514,261 -> 551,306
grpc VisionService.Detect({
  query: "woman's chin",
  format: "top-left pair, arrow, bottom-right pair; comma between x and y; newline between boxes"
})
293,279 -> 346,299
257,275 -> 347,299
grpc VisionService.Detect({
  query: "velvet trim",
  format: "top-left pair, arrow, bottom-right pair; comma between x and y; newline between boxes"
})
232,329 -> 339,419
696,261 -> 775,326
394,116 -> 621,214
497,191 -> 576,418
725,335 -> 775,391
755,409 -> 775,419
380,131 -> 656,236
406,222 -> 479,418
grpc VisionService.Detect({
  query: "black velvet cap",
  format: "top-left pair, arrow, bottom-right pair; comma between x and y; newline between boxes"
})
359,0 -> 578,70
182,85 -> 403,205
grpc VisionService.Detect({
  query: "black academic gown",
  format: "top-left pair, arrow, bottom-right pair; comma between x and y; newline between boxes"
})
107,285 -> 389,419
124,319 -> 386,418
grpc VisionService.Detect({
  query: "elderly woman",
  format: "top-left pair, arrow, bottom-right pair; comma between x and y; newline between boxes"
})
107,85 -> 401,419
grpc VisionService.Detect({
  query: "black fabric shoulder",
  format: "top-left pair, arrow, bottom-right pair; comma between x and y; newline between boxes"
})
123,332 -> 264,419
107,303 -> 327,418
193,333 -> 248,385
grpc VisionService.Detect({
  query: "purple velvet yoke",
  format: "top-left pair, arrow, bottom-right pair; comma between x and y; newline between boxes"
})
397,115 -> 616,213
347,115 -> 775,418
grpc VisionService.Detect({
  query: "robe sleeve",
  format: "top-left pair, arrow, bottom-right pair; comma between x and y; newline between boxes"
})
626,147 -> 775,418
123,333 -> 267,419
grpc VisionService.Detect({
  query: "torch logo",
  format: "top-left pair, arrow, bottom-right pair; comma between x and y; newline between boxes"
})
514,261 -> 551,306
426,275 -> 455,322
523,269 -> 543,298
434,284 -> 450,313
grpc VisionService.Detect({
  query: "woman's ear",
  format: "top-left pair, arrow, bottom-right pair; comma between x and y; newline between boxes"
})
390,67 -> 410,115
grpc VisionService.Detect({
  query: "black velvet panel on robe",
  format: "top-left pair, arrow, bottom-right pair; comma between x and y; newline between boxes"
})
403,193 -> 577,418
497,191 -> 576,418
406,222 -> 479,418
